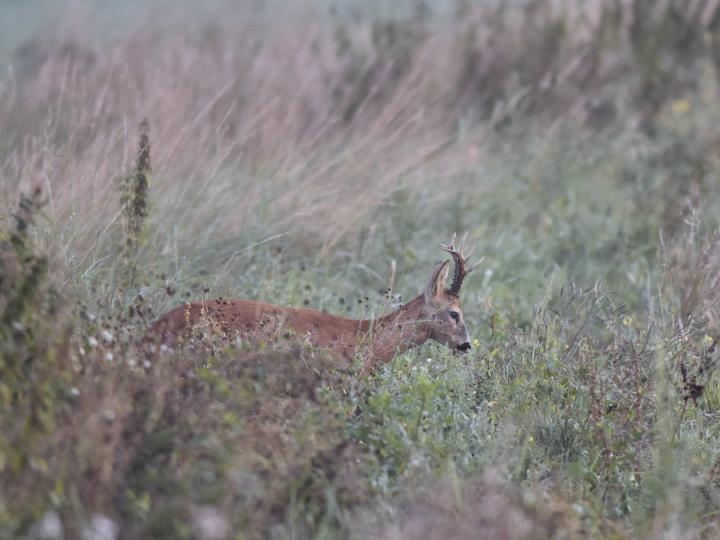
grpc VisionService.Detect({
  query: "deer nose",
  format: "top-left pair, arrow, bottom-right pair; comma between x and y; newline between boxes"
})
457,341 -> 471,352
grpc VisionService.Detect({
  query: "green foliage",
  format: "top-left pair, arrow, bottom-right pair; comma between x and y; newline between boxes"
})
0,189 -> 72,534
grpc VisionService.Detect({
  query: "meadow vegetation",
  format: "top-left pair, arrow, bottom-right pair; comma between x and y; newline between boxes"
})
2,1 -> 720,538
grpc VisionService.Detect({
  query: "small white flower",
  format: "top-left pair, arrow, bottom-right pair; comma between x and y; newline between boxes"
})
104,352 -> 114,362
101,330 -> 113,344
143,360 -> 152,369
81,514 -> 118,540
103,409 -> 115,422
426,357 -> 432,363
30,510 -> 62,540
88,337 -> 98,348
12,321 -> 24,332
70,387 -> 80,397
191,506 -> 228,540
127,358 -> 137,368
79,347 -> 86,356
159,344 -> 169,353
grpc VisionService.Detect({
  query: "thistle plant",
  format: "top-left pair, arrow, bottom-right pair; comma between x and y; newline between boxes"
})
121,118 -> 151,287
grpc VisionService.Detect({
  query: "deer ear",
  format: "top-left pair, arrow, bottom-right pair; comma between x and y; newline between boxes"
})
424,261 -> 449,303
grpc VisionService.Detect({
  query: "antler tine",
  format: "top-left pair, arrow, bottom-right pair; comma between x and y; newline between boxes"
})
464,244 -> 477,261
440,232 -> 460,253
439,232 -> 480,294
439,242 -> 456,255
469,256 -> 485,272
459,232 -> 467,252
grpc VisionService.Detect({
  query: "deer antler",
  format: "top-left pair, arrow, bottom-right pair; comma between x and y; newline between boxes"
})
440,233 -> 482,295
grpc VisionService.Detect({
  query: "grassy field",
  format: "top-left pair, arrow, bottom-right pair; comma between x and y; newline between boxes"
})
3,1 -> 720,538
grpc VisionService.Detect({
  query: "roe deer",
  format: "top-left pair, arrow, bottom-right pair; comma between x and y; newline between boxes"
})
145,235 -> 480,372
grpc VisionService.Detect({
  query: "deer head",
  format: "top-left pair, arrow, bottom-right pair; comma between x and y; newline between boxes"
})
419,234 -> 480,353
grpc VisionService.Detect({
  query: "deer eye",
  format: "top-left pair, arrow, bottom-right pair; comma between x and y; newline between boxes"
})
450,310 -> 460,321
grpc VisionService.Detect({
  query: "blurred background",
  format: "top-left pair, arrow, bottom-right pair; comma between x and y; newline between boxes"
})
2,0 -> 719,306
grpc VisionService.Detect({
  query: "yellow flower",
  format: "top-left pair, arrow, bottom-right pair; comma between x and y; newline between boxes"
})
528,436 -> 535,443
704,335 -> 714,345
472,338 -> 481,348
622,316 -> 632,327
671,99 -> 690,116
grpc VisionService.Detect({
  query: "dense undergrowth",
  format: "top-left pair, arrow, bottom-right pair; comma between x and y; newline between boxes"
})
2,1 -> 720,538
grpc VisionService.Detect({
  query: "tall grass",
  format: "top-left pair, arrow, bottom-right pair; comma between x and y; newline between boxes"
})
2,1 -> 720,538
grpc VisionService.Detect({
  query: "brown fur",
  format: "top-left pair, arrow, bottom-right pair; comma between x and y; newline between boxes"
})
144,259 -> 473,372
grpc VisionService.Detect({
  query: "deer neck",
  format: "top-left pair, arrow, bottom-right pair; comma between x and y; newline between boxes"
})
361,295 -> 429,365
